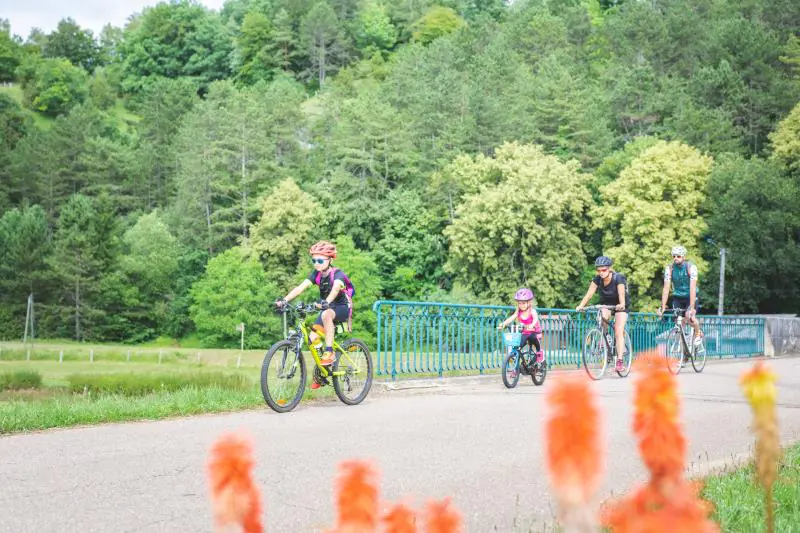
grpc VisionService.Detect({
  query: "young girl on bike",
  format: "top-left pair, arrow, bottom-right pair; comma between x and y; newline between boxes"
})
497,288 -> 544,363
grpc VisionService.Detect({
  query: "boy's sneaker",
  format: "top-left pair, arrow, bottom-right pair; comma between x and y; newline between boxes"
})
535,351 -> 545,363
615,358 -> 625,372
320,350 -> 336,366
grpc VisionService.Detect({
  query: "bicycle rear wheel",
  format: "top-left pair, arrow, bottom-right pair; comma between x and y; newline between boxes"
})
691,334 -> 707,373
531,358 -> 547,386
332,339 -> 373,405
616,331 -> 633,378
665,329 -> 684,375
261,340 -> 306,413
582,329 -> 607,380
502,351 -> 521,388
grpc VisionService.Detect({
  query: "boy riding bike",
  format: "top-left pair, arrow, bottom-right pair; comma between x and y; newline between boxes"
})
497,288 -> 544,364
275,241 -> 355,388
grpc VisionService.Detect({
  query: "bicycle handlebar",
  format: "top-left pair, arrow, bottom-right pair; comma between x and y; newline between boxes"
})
274,302 -> 318,315
580,304 -> 619,312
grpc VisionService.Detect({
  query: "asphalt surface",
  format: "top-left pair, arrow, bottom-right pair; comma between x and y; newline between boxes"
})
1,357 -> 799,533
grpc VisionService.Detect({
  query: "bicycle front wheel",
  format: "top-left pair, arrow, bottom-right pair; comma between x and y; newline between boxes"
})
502,351 -> 521,388
332,339 -> 373,405
261,340 -> 306,413
692,334 -> 707,373
665,329 -> 684,375
616,331 -> 633,378
582,329 -> 607,380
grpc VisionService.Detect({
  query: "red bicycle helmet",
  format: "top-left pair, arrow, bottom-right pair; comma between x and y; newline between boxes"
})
309,240 -> 337,259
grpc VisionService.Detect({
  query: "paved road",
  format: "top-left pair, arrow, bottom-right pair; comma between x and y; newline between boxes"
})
2,357 -> 800,533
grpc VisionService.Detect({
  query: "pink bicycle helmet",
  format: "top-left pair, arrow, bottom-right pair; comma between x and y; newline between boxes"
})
514,288 -> 534,301
309,240 -> 337,259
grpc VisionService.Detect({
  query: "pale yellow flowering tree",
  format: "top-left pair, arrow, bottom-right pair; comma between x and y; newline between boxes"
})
592,141 -> 713,309
443,142 -> 590,307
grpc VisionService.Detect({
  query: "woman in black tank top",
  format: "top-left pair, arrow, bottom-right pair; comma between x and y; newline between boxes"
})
576,256 -> 629,372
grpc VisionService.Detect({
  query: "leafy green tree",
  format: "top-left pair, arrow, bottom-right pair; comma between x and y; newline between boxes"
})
115,212 -> 180,337
134,76 -> 198,209
171,78 -> 306,252
769,102 -> 800,174
593,140 -> 713,309
0,22 -> 20,82
373,190 -> 447,299
163,247 -> 209,339
355,0 -> 398,55
272,8 -> 299,71
119,1 -> 232,93
300,1 -> 351,86
21,57 -> 89,117
0,205 -> 50,338
0,94 -> 30,205
234,11 -> 279,84
48,194 -> 116,341
249,178 -> 321,287
443,143 -> 591,306
88,67 -> 116,109
705,155 -> 800,313
189,246 -> 280,348
43,18 -> 99,72
410,6 -> 465,45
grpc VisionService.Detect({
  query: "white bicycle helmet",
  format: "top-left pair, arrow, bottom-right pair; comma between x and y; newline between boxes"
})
671,245 -> 687,257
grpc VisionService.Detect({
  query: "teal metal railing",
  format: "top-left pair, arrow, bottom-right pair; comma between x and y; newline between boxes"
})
372,301 -> 765,378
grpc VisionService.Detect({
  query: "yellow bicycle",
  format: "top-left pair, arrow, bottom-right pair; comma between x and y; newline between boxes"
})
260,302 -> 373,413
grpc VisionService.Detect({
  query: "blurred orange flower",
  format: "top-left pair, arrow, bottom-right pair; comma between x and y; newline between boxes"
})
426,498 -> 462,533
331,460 -> 380,533
545,373 -> 603,532
383,502 -> 417,533
601,350 -> 718,532
632,351 -> 685,481
207,433 -> 263,533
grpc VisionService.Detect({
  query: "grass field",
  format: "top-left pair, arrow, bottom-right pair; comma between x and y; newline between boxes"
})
702,442 -> 800,532
0,354 -> 339,434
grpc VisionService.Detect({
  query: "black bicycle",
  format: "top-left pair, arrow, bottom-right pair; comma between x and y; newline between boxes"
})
662,307 -> 706,375
580,305 -> 633,380
500,328 -> 547,388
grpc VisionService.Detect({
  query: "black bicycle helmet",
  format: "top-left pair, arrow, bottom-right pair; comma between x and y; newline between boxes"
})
594,255 -> 613,267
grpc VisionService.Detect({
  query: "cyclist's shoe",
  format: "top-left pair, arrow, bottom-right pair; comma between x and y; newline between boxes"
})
535,351 -> 545,363
310,380 -> 322,390
615,358 -> 625,372
320,350 -> 336,366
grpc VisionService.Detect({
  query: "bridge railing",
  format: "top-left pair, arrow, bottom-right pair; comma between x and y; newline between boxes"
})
372,301 -> 766,379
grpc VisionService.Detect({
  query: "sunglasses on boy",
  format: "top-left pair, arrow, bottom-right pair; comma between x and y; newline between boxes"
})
311,257 -> 329,265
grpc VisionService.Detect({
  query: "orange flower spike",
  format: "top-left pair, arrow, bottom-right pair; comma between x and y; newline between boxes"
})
383,502 -> 417,533
545,374 -> 603,505
740,361 -> 780,533
334,460 -> 380,533
632,351 -> 685,481
207,433 -> 263,533
425,498 -> 462,533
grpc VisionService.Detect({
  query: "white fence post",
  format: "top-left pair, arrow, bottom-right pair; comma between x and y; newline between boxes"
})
59,350 -> 64,363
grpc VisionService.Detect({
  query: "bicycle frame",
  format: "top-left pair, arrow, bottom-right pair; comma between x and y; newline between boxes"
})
587,305 -> 621,361
282,304 -> 359,379
665,308 -> 694,358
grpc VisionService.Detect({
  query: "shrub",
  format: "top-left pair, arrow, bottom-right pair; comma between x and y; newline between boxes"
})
66,372 -> 249,396
0,370 -> 43,390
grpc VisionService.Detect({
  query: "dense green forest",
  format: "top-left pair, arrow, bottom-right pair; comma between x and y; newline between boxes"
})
0,0 -> 799,347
